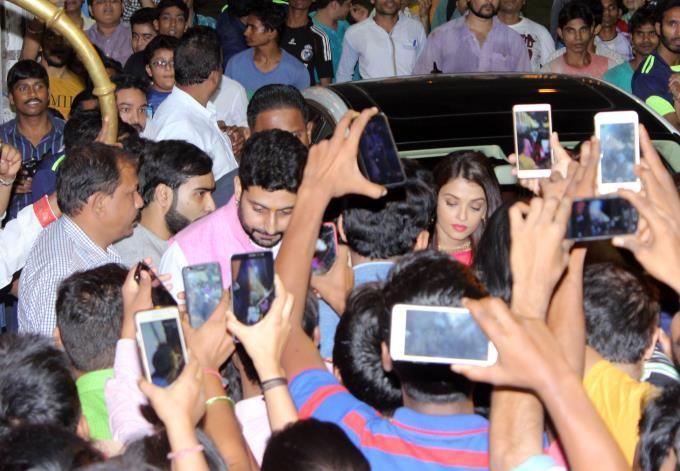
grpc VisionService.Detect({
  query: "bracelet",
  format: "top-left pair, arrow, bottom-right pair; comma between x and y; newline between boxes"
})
203,368 -> 222,382
0,176 -> 15,186
167,444 -> 204,460
260,377 -> 288,392
205,395 -> 234,407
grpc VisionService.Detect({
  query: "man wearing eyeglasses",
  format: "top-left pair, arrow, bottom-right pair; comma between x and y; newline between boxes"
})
86,0 -> 134,65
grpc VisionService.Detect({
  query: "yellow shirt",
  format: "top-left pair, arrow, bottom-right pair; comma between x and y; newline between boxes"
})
49,69 -> 85,119
583,359 -> 655,466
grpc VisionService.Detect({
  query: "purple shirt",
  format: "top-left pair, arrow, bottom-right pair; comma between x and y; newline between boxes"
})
86,22 -> 133,66
413,15 -> 530,74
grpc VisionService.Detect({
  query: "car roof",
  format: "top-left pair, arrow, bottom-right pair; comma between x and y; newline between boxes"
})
312,73 -> 680,156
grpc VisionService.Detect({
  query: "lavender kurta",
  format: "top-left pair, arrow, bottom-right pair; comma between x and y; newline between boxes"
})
413,15 -> 531,74
86,22 -> 133,65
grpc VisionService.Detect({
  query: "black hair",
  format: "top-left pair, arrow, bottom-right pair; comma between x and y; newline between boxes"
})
473,204 -> 511,303
57,142 -> 137,217
174,26 -> 222,86
64,110 -> 134,150
583,263 -> 659,364
56,263 -> 127,372
71,88 -> 98,114
381,250 -> 487,403
342,179 -> 435,260
0,334 -> 80,439
333,283 -> 402,415
112,73 -> 149,94
316,0 -> 350,9
262,419 -> 370,471
87,0 -> 121,7
630,5 -> 656,31
139,140 -> 213,205
432,150 -> 503,249
655,0 -> 680,22
246,84 -> 309,128
239,129 -> 307,193
7,59 -> 49,91
251,2 -> 287,36
157,0 -> 190,19
637,384 -> 680,471
144,34 -> 180,66
227,0 -> 258,17
558,0 -> 596,28
401,158 -> 435,187
0,424 -> 104,469
130,6 -> 159,25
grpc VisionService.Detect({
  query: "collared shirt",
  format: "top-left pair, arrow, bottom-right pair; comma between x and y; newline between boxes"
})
77,368 -> 115,440
18,216 -> 123,336
143,86 -> 238,180
413,15 -> 530,74
209,74 -> 249,127
336,13 -> 426,82
86,22 -> 133,65
319,260 -> 394,359
0,115 -> 64,221
290,368 -> 490,469
632,51 -> 680,118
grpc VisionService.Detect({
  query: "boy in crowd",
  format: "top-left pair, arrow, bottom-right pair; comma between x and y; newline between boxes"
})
144,35 -> 180,115
596,0 -> 633,59
155,0 -> 190,39
86,0 -> 133,65
310,0 -> 353,79
123,8 -> 159,82
112,74 -> 149,133
497,0 -> 556,71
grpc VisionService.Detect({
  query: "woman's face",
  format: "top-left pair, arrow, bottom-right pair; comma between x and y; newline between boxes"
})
436,177 -> 487,244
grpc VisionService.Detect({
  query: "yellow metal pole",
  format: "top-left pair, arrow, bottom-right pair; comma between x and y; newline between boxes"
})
8,0 -> 118,143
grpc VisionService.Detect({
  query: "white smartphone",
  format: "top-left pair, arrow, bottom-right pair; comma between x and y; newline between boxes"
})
135,307 -> 188,387
513,104 -> 553,179
594,111 -> 641,194
389,304 -> 497,367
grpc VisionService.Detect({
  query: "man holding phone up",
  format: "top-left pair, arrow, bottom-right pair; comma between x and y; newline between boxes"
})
0,60 -> 65,222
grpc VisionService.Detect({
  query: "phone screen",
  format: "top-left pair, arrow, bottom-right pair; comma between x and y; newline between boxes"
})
358,114 -> 405,186
567,197 -> 638,241
139,318 -> 185,387
515,110 -> 552,171
231,252 -> 275,325
599,122 -> 637,184
135,262 -> 177,307
403,308 -> 489,361
311,224 -> 337,275
183,263 -> 223,328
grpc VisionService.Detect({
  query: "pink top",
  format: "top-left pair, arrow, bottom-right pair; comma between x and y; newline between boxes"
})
172,196 -> 258,288
104,339 -> 154,444
234,395 -> 270,465
545,54 -> 611,79
449,249 -> 473,266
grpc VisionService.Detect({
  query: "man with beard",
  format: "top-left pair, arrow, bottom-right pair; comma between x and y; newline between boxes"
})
335,0 -> 427,81
39,29 -> 85,119
159,129 -> 307,299
413,0 -> 530,73
633,0 -> 680,129
0,61 -> 65,222
114,140 -> 215,267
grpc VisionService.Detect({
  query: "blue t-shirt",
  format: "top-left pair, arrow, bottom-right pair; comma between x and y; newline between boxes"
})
290,368 -> 490,470
632,51 -> 680,117
147,89 -> 172,117
224,48 -> 310,98
603,61 -> 633,94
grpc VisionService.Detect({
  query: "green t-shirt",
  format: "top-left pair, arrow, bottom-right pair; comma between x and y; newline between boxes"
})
76,368 -> 114,441
603,61 -> 633,94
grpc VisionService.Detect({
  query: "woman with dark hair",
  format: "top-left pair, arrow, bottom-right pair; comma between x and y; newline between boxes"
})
473,204 -> 512,302
431,151 -> 503,266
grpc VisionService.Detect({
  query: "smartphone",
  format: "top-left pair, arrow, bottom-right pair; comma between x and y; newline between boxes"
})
595,111 -> 641,194
513,104 -> 553,178
566,197 -> 639,241
182,262 -> 223,328
358,113 -> 406,187
135,307 -> 188,387
135,261 -> 177,307
389,304 -> 497,366
311,223 -> 338,276
230,252 -> 275,325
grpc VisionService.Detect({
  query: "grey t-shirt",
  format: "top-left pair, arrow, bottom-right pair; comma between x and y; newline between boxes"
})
114,224 -> 168,268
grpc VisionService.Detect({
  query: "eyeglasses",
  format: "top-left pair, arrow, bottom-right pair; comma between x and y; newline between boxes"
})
150,59 -> 174,69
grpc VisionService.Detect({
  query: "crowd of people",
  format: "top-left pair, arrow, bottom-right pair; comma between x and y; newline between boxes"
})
0,0 -> 680,469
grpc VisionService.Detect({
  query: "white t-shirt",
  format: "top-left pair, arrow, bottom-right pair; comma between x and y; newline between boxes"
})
507,17 -> 556,71
595,34 -> 633,62
209,74 -> 249,128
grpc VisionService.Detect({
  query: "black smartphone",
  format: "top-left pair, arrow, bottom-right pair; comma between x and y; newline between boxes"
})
311,223 -> 338,275
566,197 -> 638,241
135,261 -> 178,307
358,113 -> 406,187
182,262 -> 223,328
20,159 -> 39,178
230,252 -> 275,325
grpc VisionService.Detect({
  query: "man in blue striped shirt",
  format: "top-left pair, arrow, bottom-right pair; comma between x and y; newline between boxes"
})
0,60 -> 64,222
